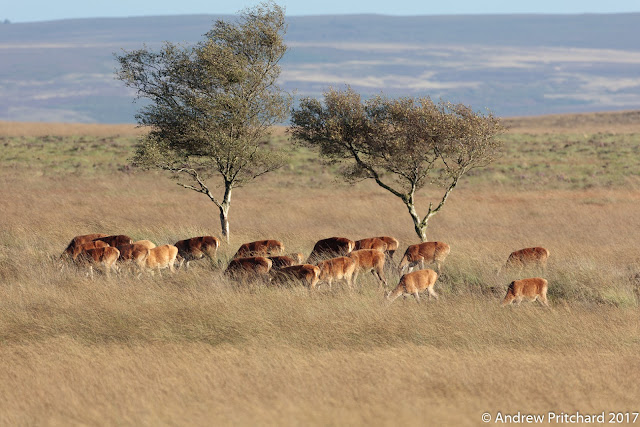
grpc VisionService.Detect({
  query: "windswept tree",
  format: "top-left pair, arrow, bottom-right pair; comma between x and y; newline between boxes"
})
115,2 -> 291,242
290,87 -> 504,242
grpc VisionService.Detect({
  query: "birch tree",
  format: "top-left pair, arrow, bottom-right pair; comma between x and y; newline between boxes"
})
115,2 -> 291,242
290,87 -> 504,241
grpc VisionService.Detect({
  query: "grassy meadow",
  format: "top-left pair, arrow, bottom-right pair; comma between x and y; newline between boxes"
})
1,114 -> 640,425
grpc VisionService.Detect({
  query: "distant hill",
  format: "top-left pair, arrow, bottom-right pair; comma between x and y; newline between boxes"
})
1,13 -> 639,123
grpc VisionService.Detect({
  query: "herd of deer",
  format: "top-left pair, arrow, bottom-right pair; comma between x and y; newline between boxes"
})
60,233 -> 550,307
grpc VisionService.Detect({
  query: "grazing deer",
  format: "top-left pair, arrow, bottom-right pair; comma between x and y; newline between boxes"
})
133,240 -> 156,250
286,252 -> 305,264
76,246 -> 121,278
175,236 -> 220,269
501,277 -> 549,307
62,233 -> 109,257
62,240 -> 109,261
307,237 -> 355,262
116,243 -> 151,273
145,245 -> 179,275
354,238 -> 387,252
225,256 -> 273,280
398,241 -> 450,274
271,264 -> 321,289
386,269 -> 439,304
268,255 -> 298,270
355,236 -> 399,261
233,240 -> 284,259
499,247 -> 550,275
93,234 -> 134,247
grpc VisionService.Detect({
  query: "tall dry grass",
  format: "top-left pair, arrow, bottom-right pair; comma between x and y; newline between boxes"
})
1,117 -> 640,425
0,121 -> 146,137
2,175 -> 640,425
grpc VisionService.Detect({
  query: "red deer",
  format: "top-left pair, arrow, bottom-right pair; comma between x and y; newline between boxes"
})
501,277 -> 549,307
386,269 -> 439,304
287,253 -> 305,264
62,233 -> 109,256
499,247 -> 550,275
307,237 -> 355,262
116,243 -> 151,272
225,256 -> 273,279
316,256 -> 356,290
145,245 -> 179,274
354,238 -> 388,252
356,236 -> 400,260
268,255 -> 297,270
377,236 -> 400,260
348,249 -> 387,289
271,264 -> 321,289
174,236 -> 220,269
233,240 -> 284,259
63,240 -> 109,261
76,246 -> 120,278
93,235 -> 134,247
398,241 -> 450,274
133,240 -> 156,250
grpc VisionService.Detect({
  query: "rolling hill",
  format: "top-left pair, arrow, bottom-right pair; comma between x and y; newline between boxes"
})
1,13 -> 639,123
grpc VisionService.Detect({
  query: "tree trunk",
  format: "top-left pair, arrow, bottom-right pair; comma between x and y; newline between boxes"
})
406,199 -> 428,242
219,206 -> 230,244
219,184 -> 232,244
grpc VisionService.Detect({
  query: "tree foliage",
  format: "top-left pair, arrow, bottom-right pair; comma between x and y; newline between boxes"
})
115,2 -> 291,241
290,87 -> 505,241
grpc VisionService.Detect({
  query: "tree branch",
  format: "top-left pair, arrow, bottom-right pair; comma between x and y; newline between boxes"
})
423,174 -> 461,224
164,166 -> 223,209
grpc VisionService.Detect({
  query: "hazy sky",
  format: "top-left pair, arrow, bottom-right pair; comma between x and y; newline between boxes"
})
3,0 -> 640,23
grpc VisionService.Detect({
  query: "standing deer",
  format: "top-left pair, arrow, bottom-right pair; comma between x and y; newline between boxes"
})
316,256 -> 357,290
398,241 -> 450,274
349,249 -> 387,289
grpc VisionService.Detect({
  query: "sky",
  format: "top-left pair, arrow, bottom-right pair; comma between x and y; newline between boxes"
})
3,0 -> 640,23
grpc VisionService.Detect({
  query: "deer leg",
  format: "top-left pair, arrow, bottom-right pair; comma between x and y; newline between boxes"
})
539,294 -> 550,307
501,293 -> 514,306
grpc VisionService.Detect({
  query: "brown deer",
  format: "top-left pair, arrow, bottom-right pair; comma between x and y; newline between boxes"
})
316,256 -> 357,290
268,255 -> 298,270
386,269 -> 439,304
499,247 -> 550,275
175,236 -> 220,269
271,264 -> 321,289
349,249 -> 387,289
116,243 -> 151,273
63,240 -> 109,261
501,277 -> 549,307
62,233 -> 109,257
145,245 -> 179,274
133,240 -> 156,250
307,237 -> 355,262
76,246 -> 121,278
93,234 -> 134,247
398,241 -> 450,274
233,240 -> 284,259
225,256 -> 273,279
355,236 -> 399,261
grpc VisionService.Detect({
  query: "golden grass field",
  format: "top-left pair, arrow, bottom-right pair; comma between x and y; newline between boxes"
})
1,113 -> 640,426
